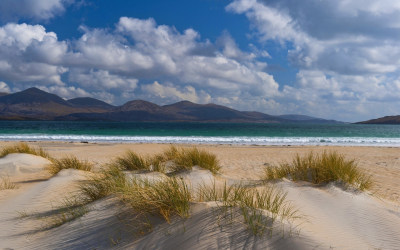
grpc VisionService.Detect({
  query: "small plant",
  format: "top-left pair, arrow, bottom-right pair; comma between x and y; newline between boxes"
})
110,146 -> 220,174
265,151 -> 373,190
0,175 -> 18,190
0,142 -> 50,159
119,177 -> 191,223
170,147 -> 221,174
79,166 -> 127,203
161,145 -> 180,161
112,151 -> 150,171
197,182 -> 299,236
47,156 -> 93,175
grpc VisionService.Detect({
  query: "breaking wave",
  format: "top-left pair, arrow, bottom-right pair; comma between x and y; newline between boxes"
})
1,134 -> 400,146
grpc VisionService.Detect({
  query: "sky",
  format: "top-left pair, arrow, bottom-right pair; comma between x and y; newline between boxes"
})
0,0 -> 400,122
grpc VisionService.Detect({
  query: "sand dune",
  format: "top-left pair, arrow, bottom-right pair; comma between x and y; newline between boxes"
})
0,153 -> 51,178
0,145 -> 400,249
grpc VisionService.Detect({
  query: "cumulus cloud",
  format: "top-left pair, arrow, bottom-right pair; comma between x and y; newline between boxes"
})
141,81 -> 211,104
0,0 -> 73,22
226,0 -> 400,121
0,18 -> 280,114
0,23 -> 67,85
0,82 -> 10,93
67,17 -> 279,104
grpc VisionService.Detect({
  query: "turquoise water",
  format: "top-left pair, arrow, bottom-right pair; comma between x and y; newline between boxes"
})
0,121 -> 399,146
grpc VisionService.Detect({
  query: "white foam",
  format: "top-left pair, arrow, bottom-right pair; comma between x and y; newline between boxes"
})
1,134 -> 400,146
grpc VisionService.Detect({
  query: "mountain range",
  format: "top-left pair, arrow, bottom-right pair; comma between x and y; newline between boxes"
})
0,87 -> 341,123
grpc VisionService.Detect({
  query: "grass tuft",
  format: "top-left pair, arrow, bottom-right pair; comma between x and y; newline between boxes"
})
0,142 -> 50,159
169,147 -> 221,174
265,151 -> 373,190
197,182 -> 299,236
112,151 -> 150,171
109,146 -> 220,174
0,175 -> 18,190
47,156 -> 93,175
79,166 -> 127,203
118,177 -> 191,223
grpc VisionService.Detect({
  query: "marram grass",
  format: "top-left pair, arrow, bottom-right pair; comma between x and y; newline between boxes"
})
0,142 -> 50,159
265,151 -> 373,191
197,182 -> 300,236
0,175 -> 18,190
47,156 -> 93,175
167,146 -> 221,174
109,146 -> 220,174
118,177 -> 192,223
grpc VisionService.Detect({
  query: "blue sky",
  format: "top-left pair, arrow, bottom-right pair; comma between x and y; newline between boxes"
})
0,0 -> 400,122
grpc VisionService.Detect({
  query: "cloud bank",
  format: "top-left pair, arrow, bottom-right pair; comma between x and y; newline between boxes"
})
225,0 -> 400,121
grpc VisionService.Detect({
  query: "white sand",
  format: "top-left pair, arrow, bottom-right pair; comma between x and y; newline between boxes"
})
0,143 -> 399,249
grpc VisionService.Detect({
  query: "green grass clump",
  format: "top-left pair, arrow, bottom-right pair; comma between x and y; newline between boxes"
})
118,177 -> 191,223
113,151 -> 149,171
169,146 -> 220,174
0,175 -> 18,190
265,151 -> 373,190
198,182 -> 299,236
79,166 -> 127,203
110,150 -> 166,173
47,156 -> 93,175
110,146 -> 220,174
0,142 -> 50,159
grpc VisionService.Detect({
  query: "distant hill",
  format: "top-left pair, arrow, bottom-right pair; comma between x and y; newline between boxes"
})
68,97 -> 114,110
278,114 -> 340,124
357,116 -> 400,124
0,87 -> 342,123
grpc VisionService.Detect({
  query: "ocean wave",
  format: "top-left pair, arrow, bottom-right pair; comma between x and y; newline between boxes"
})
1,134 -> 400,146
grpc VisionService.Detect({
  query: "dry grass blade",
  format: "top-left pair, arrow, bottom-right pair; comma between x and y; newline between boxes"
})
112,151 -> 150,171
79,166 -> 127,203
197,182 -> 299,236
0,142 -> 50,159
0,175 -> 18,190
265,151 -> 373,190
47,156 -> 93,175
119,177 -> 191,223
170,147 -> 221,174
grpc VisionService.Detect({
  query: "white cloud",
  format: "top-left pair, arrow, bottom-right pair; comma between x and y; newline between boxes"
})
0,23 -> 67,85
141,81 -> 211,104
69,69 -> 138,90
226,0 -> 400,121
0,81 -> 10,93
0,0 -> 73,22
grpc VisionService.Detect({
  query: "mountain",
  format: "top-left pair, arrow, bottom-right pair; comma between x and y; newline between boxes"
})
0,88 -> 111,120
356,116 -> 400,124
0,87 -> 342,123
68,97 -> 114,110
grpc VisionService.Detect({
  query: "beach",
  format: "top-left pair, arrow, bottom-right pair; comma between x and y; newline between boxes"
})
1,142 -> 400,249
18,141 -> 400,202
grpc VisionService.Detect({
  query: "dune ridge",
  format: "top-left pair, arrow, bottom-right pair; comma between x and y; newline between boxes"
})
0,143 -> 399,249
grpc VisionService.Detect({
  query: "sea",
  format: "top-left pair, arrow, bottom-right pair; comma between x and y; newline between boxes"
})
0,121 -> 399,147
